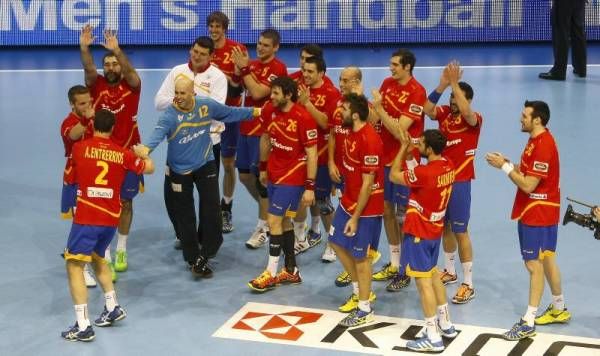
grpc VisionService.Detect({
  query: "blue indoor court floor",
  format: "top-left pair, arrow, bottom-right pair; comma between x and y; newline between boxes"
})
1,44 -> 600,355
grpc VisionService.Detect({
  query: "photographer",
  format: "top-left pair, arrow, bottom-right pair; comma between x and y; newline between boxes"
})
594,207 -> 600,220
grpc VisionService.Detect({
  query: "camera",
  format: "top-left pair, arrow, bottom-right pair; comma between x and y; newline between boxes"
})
562,198 -> 600,240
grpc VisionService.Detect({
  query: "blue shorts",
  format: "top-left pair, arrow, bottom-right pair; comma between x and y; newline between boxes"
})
316,165 -> 332,200
384,166 -> 409,206
445,181 -> 471,233
61,183 -> 77,219
328,206 -> 382,259
235,135 -> 260,174
517,222 -> 558,261
64,223 -> 116,263
402,234 -> 441,278
221,122 -> 240,158
121,172 -> 143,200
267,184 -> 304,218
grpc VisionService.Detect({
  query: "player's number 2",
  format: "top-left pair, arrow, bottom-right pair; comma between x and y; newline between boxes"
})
95,161 -> 109,185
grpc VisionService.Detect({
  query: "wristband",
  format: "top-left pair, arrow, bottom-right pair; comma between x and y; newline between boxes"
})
259,161 -> 267,172
427,90 -> 442,104
240,66 -> 251,77
405,158 -> 418,170
304,179 -> 315,191
501,162 -> 514,175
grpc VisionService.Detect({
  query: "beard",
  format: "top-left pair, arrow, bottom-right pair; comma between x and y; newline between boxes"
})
341,117 -> 353,128
105,71 -> 120,84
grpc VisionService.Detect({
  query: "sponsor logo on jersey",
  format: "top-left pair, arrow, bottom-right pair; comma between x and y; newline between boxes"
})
268,74 -> 278,82
409,104 -> 423,115
306,129 -> 318,140
179,130 -> 206,144
87,187 -> 114,199
533,161 -> 549,173
364,155 -> 379,166
177,114 -> 184,122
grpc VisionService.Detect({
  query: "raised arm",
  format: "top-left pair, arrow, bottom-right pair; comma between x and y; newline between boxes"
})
79,25 -> 98,87
447,61 -> 477,126
231,47 -> 271,101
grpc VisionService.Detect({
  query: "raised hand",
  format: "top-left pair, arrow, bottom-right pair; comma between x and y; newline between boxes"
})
102,29 -> 120,53
446,60 -> 463,85
370,89 -> 382,108
80,24 -> 95,49
231,46 -> 249,69
298,85 -> 310,105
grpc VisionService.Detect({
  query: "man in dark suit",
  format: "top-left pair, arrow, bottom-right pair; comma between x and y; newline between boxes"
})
539,0 -> 587,81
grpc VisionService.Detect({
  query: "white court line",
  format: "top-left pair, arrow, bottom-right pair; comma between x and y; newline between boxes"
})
2,64 -> 599,73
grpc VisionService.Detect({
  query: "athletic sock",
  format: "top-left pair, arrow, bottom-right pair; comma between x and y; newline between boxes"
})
116,233 -> 127,252
74,304 -> 90,329
390,244 -> 400,268
462,261 -> 473,287
104,290 -> 118,312
523,305 -> 538,326
445,252 -> 456,275
552,294 -> 565,311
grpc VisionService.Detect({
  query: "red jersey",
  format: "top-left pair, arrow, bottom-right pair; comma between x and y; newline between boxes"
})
261,102 -> 317,186
240,57 -> 287,136
434,106 -> 483,182
340,123 -> 384,217
212,39 -> 247,106
378,77 -> 426,165
71,137 -> 146,226
89,75 -> 141,148
403,159 -> 455,239
61,112 -> 94,183
511,130 -> 560,225
304,81 -> 342,165
330,102 -> 349,168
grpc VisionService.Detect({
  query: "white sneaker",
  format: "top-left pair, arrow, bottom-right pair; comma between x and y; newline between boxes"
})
294,236 -> 310,255
246,226 -> 268,249
84,264 -> 97,288
321,245 -> 337,263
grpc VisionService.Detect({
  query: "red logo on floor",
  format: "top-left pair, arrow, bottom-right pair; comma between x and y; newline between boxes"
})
232,311 -> 323,341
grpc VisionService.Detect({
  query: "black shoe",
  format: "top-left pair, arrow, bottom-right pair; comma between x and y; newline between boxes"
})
573,69 -> 586,78
191,256 -> 213,278
538,71 -> 565,81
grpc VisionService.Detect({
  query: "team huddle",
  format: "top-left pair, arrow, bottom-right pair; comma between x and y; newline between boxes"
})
58,11 -> 571,353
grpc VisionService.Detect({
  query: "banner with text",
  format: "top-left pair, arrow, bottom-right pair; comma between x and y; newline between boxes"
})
1,0 -> 600,46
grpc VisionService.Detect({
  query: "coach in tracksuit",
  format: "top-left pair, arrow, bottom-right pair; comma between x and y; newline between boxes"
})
142,78 -> 260,278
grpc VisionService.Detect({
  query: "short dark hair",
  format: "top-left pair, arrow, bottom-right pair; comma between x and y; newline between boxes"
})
423,129 -> 447,155
301,44 -> 323,58
260,29 -> 281,47
343,93 -> 369,122
102,52 -> 117,65
271,76 -> 298,102
94,109 -> 115,133
193,36 -> 215,54
524,100 -> 550,126
458,82 -> 474,100
304,56 -> 326,73
206,11 -> 229,30
68,85 -> 89,104
391,48 -> 416,74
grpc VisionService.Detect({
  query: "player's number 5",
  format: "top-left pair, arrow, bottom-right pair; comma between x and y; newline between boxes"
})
95,161 -> 109,185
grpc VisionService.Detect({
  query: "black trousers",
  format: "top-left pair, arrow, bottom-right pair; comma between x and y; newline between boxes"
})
551,0 -> 587,75
164,144 -> 221,243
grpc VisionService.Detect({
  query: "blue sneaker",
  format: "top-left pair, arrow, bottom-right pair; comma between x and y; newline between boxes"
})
94,305 -> 127,327
439,323 -> 458,338
406,335 -> 444,352
307,229 -> 322,247
503,319 -> 536,341
61,323 -> 95,342
338,308 -> 374,327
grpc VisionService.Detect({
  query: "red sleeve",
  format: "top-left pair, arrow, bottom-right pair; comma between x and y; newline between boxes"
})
361,131 -> 382,174
329,104 -> 343,129
525,140 -> 552,179
323,87 -> 342,120
299,110 -> 318,147
61,117 -> 78,145
259,102 -> 274,128
403,165 -> 428,188
123,150 -> 145,175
